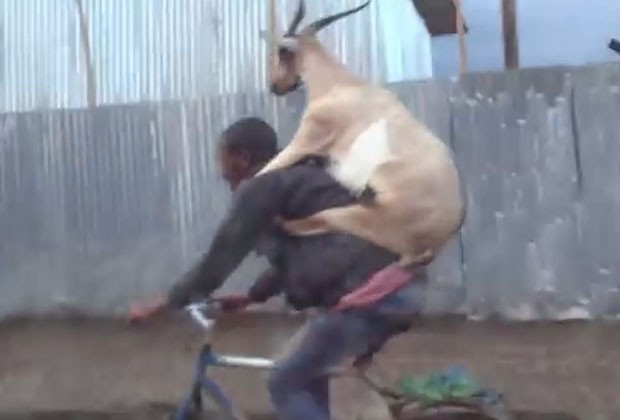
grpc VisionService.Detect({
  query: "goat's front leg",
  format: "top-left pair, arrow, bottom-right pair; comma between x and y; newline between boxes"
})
256,112 -> 332,177
255,144 -> 308,176
278,213 -> 331,236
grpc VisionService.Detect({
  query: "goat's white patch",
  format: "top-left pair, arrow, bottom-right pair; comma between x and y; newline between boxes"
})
328,118 -> 393,194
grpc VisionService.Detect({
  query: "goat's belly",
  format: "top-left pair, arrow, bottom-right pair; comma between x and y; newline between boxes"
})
371,163 -> 461,211
381,197 -> 461,236
327,158 -> 462,249
297,117 -> 462,257
282,198 -> 461,261
368,172 -> 464,249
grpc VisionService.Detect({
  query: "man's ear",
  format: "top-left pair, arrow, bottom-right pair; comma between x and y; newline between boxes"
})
238,150 -> 252,168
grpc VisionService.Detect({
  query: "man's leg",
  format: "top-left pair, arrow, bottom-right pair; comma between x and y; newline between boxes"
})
268,281 -> 428,420
267,312 -> 374,420
307,376 -> 330,417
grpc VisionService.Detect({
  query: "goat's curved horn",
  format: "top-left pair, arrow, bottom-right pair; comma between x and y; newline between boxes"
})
300,0 -> 371,35
286,0 -> 306,35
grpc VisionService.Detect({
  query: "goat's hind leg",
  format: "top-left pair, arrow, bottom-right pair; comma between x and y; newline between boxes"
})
281,204 -> 399,250
282,205 -> 435,266
278,211 -> 333,236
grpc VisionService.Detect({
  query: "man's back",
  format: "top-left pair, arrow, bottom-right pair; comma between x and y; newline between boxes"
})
256,159 -> 398,309
168,158 -> 398,310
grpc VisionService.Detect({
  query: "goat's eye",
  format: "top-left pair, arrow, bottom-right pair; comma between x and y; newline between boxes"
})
278,47 -> 295,58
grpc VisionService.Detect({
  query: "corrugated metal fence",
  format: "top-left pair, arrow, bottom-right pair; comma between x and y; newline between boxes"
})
0,0 -> 431,112
1,63 -> 619,320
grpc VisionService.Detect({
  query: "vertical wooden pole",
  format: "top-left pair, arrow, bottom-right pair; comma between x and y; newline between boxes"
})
501,0 -> 519,69
267,0 -> 280,127
74,0 -> 97,108
267,0 -> 277,77
453,0 -> 467,74
610,38 -> 620,55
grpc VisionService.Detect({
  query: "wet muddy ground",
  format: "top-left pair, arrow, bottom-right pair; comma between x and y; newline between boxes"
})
0,314 -> 618,419
0,408 -> 581,420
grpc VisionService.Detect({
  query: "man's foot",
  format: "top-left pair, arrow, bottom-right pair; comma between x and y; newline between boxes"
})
358,185 -> 376,205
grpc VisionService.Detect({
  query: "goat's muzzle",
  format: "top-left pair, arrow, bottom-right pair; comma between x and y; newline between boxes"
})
270,75 -> 303,96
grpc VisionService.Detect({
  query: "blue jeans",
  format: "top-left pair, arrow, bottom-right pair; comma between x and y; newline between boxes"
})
267,281 -> 427,420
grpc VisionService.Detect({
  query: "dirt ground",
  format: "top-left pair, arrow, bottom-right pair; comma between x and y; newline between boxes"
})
0,314 -> 618,419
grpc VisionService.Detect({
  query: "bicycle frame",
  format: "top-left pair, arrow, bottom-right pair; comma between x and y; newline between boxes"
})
172,303 -> 275,420
172,302 -> 402,420
172,302 -> 512,420
172,342 -> 273,420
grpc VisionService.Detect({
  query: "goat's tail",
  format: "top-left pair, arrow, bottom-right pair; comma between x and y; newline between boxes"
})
454,204 -> 467,235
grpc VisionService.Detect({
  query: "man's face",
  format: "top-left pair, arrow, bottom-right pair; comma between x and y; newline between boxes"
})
218,145 -> 252,191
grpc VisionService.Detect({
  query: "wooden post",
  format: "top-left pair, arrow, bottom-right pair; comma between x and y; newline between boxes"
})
74,0 -> 97,108
501,0 -> 519,69
609,38 -> 620,55
267,0 -> 277,76
267,0 -> 280,127
453,0 -> 467,74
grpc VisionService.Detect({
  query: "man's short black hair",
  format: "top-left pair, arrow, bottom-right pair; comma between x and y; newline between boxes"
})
220,117 -> 278,166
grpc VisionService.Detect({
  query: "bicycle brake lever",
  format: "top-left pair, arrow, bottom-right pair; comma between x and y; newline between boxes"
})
187,304 -> 216,331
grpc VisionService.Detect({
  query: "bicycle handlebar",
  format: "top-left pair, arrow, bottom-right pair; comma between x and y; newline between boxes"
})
186,300 -> 222,331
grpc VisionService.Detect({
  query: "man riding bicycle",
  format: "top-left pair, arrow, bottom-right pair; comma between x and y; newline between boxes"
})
130,117 -> 428,420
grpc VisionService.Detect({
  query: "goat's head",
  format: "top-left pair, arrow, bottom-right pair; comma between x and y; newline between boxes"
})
263,0 -> 371,96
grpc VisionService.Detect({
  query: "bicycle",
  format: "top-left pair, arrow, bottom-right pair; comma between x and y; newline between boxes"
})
171,300 -> 514,420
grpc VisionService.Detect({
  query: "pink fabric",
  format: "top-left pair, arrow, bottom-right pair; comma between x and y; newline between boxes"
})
332,263 -> 412,311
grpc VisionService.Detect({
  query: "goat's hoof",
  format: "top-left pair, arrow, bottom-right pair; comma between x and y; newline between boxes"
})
358,186 -> 377,205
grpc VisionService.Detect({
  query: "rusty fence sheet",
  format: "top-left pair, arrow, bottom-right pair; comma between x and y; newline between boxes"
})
1,63 -> 619,320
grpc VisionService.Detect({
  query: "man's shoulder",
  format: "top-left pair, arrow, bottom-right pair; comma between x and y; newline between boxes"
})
237,156 -> 327,190
285,155 -> 336,184
230,157 -> 335,211
249,156 -> 333,192
286,155 -> 329,176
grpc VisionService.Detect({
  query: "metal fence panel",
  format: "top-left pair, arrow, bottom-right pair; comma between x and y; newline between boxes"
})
1,63 -> 620,319
0,0 -> 432,112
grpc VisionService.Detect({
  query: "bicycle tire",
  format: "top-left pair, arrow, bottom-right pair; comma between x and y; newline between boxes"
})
199,385 -> 249,420
168,404 -> 245,420
393,398 -> 514,420
169,381 -> 249,420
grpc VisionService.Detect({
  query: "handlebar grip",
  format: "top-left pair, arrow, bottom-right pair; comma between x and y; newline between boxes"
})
186,300 -> 221,331
609,39 -> 620,55
188,306 -> 215,330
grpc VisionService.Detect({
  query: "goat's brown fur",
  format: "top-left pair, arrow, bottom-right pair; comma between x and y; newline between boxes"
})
259,1 -> 464,267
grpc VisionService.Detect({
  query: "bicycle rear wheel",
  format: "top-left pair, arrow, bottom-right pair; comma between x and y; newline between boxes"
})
394,398 -> 514,420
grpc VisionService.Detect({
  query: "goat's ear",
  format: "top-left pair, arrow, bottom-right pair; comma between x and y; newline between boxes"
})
259,29 -> 279,48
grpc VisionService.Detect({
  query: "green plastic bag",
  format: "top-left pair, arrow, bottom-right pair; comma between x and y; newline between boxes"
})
398,366 -> 480,403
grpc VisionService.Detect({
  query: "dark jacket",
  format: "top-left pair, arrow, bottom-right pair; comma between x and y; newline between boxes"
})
167,159 -> 398,310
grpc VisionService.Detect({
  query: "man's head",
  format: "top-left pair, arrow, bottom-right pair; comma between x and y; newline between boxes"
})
218,117 -> 278,190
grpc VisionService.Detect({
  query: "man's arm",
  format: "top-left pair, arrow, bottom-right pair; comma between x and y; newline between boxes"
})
167,171 -> 289,308
248,267 -> 284,303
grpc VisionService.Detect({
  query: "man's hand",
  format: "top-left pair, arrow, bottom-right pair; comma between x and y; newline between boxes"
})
216,294 -> 253,312
128,296 -> 169,323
